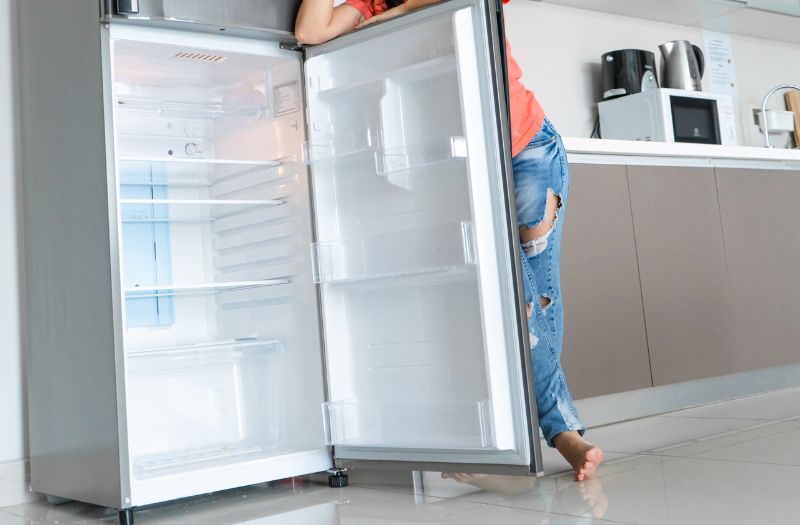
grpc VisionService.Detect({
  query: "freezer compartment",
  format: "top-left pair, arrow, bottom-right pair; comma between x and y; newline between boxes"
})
126,341 -> 285,479
312,221 -> 476,284
323,400 -> 493,449
112,38 -> 304,162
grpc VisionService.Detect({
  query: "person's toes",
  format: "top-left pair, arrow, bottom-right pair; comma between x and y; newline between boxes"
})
573,447 -> 604,481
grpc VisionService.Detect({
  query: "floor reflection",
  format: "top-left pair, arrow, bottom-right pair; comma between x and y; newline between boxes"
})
438,472 -> 609,519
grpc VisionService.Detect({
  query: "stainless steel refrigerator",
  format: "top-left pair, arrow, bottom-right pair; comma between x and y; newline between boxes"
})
18,0 -> 542,522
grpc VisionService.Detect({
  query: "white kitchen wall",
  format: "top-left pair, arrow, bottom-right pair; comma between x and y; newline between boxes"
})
0,0 -> 28,508
505,1 -> 800,147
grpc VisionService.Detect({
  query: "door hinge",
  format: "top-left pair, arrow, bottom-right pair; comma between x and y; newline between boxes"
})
280,41 -> 304,52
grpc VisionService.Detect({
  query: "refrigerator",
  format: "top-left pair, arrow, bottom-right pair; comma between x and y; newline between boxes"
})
18,0 -> 543,522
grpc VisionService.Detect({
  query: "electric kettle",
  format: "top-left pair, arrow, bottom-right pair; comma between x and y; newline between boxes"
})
659,40 -> 705,91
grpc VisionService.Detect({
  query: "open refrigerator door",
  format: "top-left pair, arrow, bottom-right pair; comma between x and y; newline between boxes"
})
304,0 -> 542,472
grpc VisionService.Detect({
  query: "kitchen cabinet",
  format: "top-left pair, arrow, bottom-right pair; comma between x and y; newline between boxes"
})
716,168 -> 800,372
560,164 -> 652,399
627,166 -> 737,385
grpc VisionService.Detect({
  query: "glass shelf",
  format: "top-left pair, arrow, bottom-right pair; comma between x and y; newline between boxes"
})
115,96 -> 268,121
120,198 -> 284,223
124,279 -> 290,299
322,399 -> 493,449
118,158 -> 285,187
126,338 -> 283,358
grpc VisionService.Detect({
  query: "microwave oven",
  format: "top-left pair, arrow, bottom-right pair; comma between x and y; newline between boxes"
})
598,88 -> 738,146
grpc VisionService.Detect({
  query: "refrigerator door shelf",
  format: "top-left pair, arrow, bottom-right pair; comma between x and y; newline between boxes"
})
322,399 -> 494,450
309,54 -> 455,96
303,126 -> 384,164
120,198 -> 284,223
312,220 -> 477,285
377,136 -> 468,189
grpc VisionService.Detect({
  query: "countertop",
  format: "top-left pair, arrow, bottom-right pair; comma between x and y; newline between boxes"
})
563,138 -> 800,169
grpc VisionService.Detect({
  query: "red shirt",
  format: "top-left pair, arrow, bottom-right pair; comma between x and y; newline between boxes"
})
345,0 -> 545,157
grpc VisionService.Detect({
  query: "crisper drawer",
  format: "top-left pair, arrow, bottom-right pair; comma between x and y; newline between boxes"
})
126,341 -> 285,479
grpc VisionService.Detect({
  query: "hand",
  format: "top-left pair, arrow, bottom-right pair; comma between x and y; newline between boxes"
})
355,3 -> 409,28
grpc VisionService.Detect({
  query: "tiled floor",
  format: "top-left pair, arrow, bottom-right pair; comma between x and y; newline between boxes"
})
4,387 -> 800,525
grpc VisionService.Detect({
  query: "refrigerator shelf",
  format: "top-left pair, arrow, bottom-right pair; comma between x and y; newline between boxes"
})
126,338 -> 283,358
118,157 -> 286,187
313,221 -> 476,284
115,96 -> 268,122
124,279 -> 290,299
120,198 -> 284,223
322,399 -> 494,449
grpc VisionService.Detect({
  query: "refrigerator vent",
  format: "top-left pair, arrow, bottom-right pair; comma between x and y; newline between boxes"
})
173,51 -> 228,64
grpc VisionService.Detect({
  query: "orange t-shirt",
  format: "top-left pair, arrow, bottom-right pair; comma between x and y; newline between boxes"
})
344,0 -> 545,157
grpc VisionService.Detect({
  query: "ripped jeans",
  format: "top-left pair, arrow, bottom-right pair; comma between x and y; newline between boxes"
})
513,118 -> 586,447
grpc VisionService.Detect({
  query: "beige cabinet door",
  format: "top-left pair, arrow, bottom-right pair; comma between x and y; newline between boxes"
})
627,166 -> 737,385
560,164 -> 652,399
716,168 -> 800,372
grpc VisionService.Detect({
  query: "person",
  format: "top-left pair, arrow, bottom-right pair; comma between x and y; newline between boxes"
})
295,0 -> 604,481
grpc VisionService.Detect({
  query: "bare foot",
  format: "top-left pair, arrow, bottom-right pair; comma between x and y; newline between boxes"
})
553,431 -> 604,481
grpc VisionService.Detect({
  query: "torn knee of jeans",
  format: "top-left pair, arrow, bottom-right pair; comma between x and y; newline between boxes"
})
540,295 -> 552,311
520,190 -> 562,257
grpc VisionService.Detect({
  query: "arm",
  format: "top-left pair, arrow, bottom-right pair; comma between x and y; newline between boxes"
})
356,0 -> 445,27
295,0 -> 363,45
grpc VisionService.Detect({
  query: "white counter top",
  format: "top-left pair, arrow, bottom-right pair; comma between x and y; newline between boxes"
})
563,138 -> 800,170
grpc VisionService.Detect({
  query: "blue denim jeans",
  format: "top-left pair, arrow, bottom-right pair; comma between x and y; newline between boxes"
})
512,118 -> 586,447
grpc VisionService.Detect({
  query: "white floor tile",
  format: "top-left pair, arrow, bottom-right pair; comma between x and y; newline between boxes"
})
662,387 -> 800,421
585,414 -> 776,455
427,503 -> 630,524
0,511 -> 32,525
694,426 -> 800,466
494,455 -> 800,525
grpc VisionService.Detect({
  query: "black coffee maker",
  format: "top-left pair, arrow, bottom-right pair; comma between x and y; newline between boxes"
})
601,49 -> 659,100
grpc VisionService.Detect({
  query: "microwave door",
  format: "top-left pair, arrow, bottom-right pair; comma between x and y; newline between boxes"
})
304,0 -> 541,473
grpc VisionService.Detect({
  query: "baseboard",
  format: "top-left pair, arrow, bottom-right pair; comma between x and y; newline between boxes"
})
575,363 -> 800,428
0,459 -> 39,508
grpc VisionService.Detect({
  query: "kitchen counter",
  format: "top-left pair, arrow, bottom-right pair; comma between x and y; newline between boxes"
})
563,137 -> 800,170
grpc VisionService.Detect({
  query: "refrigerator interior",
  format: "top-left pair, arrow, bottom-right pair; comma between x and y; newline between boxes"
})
305,13 -> 502,450
111,36 -> 327,480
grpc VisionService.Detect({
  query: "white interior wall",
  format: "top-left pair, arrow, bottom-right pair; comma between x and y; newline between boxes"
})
0,0 -> 29,508
505,1 -> 800,147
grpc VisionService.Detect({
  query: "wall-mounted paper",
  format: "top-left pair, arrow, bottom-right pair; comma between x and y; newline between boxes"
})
703,31 -> 738,98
